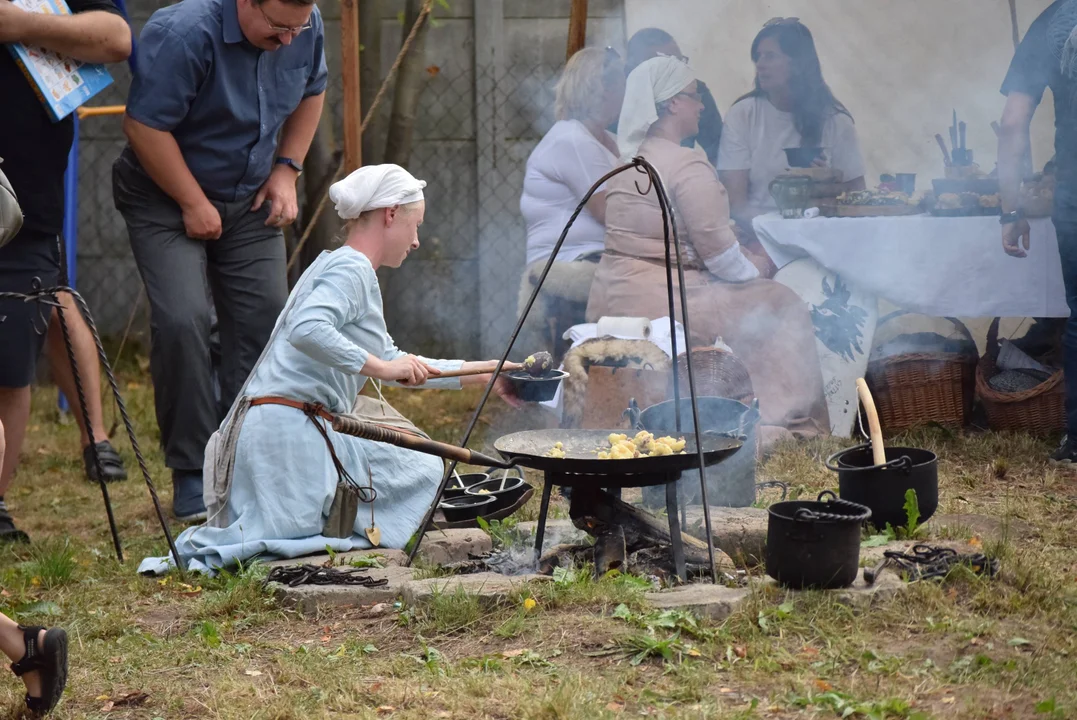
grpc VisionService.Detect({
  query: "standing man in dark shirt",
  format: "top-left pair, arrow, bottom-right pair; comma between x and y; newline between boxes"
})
0,0 -> 132,542
999,0 -> 1077,462
113,0 -> 326,521
624,27 -> 722,165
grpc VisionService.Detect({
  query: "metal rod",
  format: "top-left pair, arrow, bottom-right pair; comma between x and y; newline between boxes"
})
644,158 -> 720,583
406,161 -> 639,566
53,296 -> 123,562
533,479 -> 554,565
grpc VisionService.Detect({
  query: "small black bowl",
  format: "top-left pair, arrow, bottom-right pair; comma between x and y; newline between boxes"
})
465,476 -> 529,512
445,472 -> 489,499
506,370 -> 568,403
784,147 -> 824,168
439,494 -> 497,523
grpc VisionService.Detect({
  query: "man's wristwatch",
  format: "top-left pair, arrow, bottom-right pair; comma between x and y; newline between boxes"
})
1000,209 -> 1024,225
275,157 -> 303,177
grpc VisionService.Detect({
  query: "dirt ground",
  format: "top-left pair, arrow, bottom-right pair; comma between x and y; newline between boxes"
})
1,375 -> 1075,719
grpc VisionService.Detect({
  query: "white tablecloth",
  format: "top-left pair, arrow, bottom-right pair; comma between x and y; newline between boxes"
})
753,214 -> 1068,318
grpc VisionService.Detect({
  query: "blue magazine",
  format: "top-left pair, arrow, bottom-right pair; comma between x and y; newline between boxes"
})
6,0 -> 115,122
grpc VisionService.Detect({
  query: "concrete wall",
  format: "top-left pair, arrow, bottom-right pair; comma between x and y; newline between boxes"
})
75,0 -> 627,363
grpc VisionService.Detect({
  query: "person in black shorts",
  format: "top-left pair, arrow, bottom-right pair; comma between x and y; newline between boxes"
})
0,0 -> 132,540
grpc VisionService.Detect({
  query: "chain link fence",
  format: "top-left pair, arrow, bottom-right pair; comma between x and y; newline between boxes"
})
73,3 -> 621,362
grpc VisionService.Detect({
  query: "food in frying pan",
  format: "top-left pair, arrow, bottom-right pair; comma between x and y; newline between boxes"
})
545,441 -> 566,459
596,431 -> 686,459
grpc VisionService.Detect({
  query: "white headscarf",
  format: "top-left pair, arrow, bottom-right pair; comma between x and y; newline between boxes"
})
616,55 -> 697,160
329,164 -> 427,220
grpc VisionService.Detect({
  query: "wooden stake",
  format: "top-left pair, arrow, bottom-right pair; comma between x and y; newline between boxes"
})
856,378 -> 886,467
341,0 -> 362,172
566,0 -> 588,60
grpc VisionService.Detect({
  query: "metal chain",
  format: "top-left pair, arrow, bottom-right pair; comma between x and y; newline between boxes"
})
879,544 -> 1000,581
264,564 -> 390,588
0,286 -> 184,570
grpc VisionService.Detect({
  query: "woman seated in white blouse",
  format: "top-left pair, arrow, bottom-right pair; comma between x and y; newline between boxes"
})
517,47 -> 625,349
718,18 -> 865,245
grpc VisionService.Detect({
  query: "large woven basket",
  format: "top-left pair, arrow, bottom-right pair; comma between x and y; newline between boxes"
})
674,346 -> 754,403
975,318 -> 1065,434
865,314 -> 977,433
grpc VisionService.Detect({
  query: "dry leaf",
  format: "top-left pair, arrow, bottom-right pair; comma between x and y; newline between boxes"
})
800,645 -> 819,657
719,687 -> 735,694
108,656 -> 122,664
376,706 -> 395,714
321,635 -> 332,642
111,692 -> 149,707
0,590 -> 10,597
95,695 -> 110,702
245,670 -> 263,677
606,702 -> 625,712
686,648 -> 701,657
435,713 -> 452,719
426,65 -> 441,76
814,680 -> 833,692
943,697 -> 956,705
502,649 -> 528,658
100,701 -> 114,712
969,536 -> 983,548
733,646 -> 747,659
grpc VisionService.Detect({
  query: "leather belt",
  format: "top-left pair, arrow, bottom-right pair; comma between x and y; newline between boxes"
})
250,396 -> 335,423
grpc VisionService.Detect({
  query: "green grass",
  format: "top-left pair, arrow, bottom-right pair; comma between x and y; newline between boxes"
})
2,371 -> 1077,718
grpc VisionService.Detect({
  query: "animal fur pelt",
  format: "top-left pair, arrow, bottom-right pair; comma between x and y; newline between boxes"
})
561,338 -> 672,428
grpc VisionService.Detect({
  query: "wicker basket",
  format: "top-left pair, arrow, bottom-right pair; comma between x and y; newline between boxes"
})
673,346 -> 754,403
865,314 -> 977,433
975,319 -> 1065,434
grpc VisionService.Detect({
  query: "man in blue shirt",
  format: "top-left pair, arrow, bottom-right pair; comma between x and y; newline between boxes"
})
113,0 -> 326,521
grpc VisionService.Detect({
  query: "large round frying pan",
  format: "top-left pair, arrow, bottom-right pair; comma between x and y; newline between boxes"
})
494,429 -> 742,477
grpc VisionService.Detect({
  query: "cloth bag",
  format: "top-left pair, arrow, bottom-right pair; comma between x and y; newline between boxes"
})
0,157 -> 24,248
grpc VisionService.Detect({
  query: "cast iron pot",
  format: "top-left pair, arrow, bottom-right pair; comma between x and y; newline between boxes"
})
826,444 -> 938,531
465,476 -> 529,512
439,494 -> 496,523
766,490 -> 871,589
635,396 -> 760,508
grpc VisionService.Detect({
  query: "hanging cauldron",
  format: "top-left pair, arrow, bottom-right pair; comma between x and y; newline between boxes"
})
766,490 -> 871,589
826,444 -> 939,532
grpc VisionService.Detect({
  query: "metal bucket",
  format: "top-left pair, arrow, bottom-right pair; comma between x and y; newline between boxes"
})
632,396 -> 760,508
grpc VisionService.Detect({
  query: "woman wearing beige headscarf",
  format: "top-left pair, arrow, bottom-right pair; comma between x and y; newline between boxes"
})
587,57 -> 829,441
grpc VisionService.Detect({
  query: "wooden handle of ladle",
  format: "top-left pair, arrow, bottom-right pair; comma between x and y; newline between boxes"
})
434,362 -> 523,379
856,378 -> 886,467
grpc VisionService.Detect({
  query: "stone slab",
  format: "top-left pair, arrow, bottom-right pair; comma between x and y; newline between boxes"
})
755,568 -> 907,606
514,519 -> 589,546
402,572 -> 549,606
264,548 -> 408,570
270,566 -> 416,615
417,529 -> 493,566
644,583 -> 752,621
684,507 -> 768,566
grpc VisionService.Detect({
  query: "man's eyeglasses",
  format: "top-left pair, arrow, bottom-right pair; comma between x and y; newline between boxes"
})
763,16 -> 801,28
259,4 -> 313,35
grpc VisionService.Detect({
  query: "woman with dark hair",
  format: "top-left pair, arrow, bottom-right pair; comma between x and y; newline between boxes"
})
718,18 -> 865,228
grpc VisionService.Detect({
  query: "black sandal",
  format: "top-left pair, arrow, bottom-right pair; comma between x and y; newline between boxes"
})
10,625 -> 68,716
0,508 -> 29,544
83,440 -> 128,483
